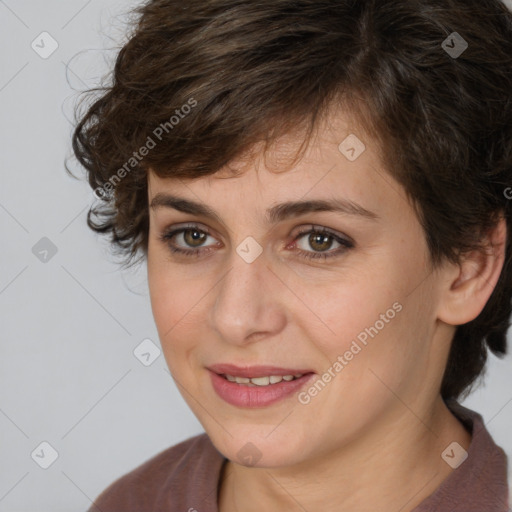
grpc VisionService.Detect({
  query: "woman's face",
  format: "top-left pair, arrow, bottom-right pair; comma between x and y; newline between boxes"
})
146,112 -> 452,467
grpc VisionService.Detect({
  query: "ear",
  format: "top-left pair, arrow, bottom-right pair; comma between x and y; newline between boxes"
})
437,215 -> 507,326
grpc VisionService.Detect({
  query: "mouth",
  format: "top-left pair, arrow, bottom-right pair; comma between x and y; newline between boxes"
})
207,364 -> 316,408
207,363 -> 315,380
218,373 -> 310,387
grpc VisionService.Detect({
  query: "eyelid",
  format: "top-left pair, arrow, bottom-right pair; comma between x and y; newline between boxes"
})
290,224 -> 354,246
158,222 -> 217,246
160,221 -> 214,238
159,222 -> 352,244
158,222 -> 354,262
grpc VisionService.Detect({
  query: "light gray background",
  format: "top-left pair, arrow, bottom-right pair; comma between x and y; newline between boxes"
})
1,1 -> 511,511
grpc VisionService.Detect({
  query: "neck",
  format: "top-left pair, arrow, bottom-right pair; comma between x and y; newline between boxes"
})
218,397 -> 471,512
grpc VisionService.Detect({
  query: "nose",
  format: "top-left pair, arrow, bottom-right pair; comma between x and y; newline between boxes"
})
209,249 -> 287,347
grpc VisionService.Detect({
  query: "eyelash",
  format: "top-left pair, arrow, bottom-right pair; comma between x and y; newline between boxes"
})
158,223 -> 354,261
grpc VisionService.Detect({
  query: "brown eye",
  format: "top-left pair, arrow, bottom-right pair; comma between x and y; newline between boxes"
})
182,229 -> 208,247
293,226 -> 354,261
159,224 -> 218,256
159,223 -> 354,262
306,232 -> 335,252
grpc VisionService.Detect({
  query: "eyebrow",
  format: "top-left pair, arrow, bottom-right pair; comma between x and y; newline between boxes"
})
149,193 -> 380,224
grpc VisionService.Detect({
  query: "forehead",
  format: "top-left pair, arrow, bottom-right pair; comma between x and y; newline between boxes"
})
147,107 -> 408,224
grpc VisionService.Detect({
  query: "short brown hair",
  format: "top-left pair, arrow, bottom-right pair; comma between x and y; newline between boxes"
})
70,0 -> 512,401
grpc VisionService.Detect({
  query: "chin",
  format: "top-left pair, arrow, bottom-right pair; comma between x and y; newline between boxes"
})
208,427 -> 307,468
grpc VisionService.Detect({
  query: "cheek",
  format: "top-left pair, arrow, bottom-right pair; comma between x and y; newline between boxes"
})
148,278 -> 195,379
308,292 -> 404,377
289,264 -> 398,351
149,275 -> 194,340
147,238 -> 216,331
147,252 -> 184,344
297,258 -> 432,396
147,255 -> 212,369
319,290 -> 435,416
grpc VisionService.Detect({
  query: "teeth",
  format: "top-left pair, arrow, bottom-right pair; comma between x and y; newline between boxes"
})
224,374 -> 304,386
251,376 -> 272,386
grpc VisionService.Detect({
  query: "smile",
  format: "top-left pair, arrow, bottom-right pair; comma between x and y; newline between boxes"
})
222,374 -> 304,386
208,370 -> 315,408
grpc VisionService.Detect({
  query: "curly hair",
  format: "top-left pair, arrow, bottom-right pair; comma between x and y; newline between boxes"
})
70,0 -> 512,401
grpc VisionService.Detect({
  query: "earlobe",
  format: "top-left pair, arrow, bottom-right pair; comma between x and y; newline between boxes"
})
437,216 -> 507,326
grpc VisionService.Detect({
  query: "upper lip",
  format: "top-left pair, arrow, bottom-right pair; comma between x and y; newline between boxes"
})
208,363 -> 315,378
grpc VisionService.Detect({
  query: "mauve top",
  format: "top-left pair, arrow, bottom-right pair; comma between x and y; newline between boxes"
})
87,401 -> 509,512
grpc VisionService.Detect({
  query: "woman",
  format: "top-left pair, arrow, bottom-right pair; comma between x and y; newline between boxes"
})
72,0 -> 511,510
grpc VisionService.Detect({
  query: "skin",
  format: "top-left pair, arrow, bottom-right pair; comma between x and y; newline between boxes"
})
146,109 -> 506,511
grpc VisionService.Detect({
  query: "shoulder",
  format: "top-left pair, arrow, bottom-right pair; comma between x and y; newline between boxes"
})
87,432 -> 226,512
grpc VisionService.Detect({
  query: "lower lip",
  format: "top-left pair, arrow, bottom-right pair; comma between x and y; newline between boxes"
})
208,370 -> 315,408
